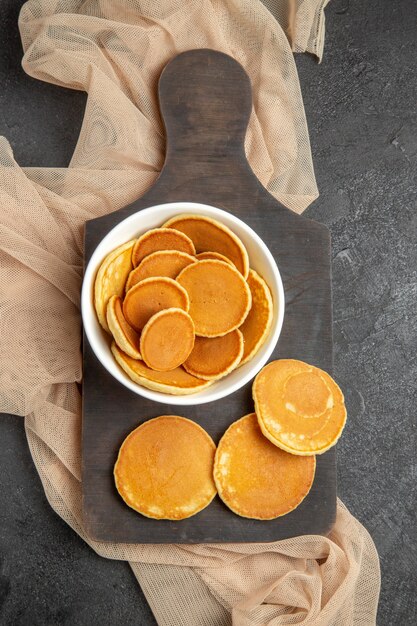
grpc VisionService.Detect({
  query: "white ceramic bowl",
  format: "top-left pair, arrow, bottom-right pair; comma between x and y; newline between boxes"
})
82,202 -> 284,405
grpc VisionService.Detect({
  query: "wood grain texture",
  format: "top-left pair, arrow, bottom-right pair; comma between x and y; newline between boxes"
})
82,49 -> 336,543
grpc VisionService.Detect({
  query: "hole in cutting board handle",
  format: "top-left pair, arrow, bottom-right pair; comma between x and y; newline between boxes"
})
158,49 -> 253,161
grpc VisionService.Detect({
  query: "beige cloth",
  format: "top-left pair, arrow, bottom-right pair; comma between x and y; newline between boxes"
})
0,1 -> 380,624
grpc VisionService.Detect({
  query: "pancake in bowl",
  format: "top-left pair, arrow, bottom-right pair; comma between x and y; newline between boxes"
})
126,250 -> 196,290
183,329 -> 243,380
114,416 -> 217,520
123,276 -> 189,331
94,239 -> 135,332
111,342 -> 212,395
140,308 -> 195,371
176,260 -> 251,337
253,360 -> 347,455
239,269 -> 273,365
132,228 -> 195,267
163,214 -> 249,278
213,413 -> 316,519
196,251 -> 235,267
106,295 -> 142,360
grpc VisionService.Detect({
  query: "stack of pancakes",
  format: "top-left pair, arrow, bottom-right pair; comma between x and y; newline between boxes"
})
94,214 -> 274,394
114,359 -> 347,521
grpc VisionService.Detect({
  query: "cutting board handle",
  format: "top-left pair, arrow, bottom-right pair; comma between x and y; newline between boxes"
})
86,48 -> 292,242
159,49 -> 252,165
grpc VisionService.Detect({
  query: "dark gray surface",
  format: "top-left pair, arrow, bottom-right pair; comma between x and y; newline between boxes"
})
0,0 -> 416,624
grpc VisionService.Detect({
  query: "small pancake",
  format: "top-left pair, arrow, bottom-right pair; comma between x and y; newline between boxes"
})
183,330 -> 243,380
126,250 -> 196,290
214,413 -> 316,519
114,416 -> 217,520
176,260 -> 251,337
253,360 -> 347,456
131,228 -> 195,267
111,342 -> 212,395
196,251 -> 235,267
239,269 -> 273,365
140,308 -> 195,371
106,295 -> 142,360
123,276 -> 189,332
163,214 -> 249,278
94,240 -> 135,332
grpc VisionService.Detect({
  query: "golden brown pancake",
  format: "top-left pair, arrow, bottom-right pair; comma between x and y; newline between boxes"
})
196,251 -> 235,267
111,342 -> 213,395
163,214 -> 249,278
213,413 -> 316,519
183,329 -> 243,380
132,228 -> 195,267
239,269 -> 273,365
114,416 -> 217,520
123,276 -> 189,331
106,295 -> 142,360
94,240 -> 135,332
176,260 -> 251,337
126,250 -> 196,290
253,360 -> 347,455
140,308 -> 195,371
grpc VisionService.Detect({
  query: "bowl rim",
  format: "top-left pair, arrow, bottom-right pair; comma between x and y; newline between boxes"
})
81,201 -> 285,405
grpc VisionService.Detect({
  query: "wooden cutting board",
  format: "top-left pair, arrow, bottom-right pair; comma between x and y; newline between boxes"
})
82,49 -> 336,543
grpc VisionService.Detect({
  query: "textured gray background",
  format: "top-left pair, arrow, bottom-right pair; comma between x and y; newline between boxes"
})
1,0 -> 416,624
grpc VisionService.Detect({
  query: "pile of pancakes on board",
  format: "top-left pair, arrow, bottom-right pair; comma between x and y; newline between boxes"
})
114,361 -> 346,521
94,214 -> 347,521
94,214 -> 274,393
